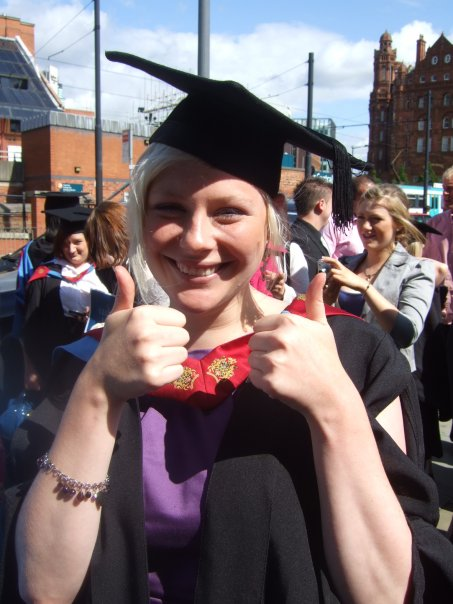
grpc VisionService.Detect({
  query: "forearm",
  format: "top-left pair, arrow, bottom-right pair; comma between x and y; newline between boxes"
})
306,387 -> 412,604
362,283 -> 400,333
15,364 -> 124,603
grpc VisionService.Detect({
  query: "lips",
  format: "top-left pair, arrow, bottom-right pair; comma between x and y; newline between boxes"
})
176,261 -> 219,277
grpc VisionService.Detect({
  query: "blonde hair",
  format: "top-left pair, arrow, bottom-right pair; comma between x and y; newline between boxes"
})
360,184 -> 425,248
128,143 -> 285,304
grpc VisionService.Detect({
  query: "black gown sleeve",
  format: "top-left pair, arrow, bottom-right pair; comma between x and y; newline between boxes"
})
330,314 -> 453,602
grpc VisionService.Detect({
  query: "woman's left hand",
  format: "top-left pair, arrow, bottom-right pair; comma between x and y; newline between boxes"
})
248,272 -> 356,419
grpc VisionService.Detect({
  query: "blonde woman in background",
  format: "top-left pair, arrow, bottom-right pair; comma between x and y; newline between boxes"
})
323,184 -> 435,373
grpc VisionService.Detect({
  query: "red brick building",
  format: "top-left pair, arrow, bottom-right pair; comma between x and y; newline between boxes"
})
0,14 -> 314,255
369,31 -> 453,182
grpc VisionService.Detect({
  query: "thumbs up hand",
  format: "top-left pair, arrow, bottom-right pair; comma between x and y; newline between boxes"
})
88,266 -> 190,405
249,272 -> 354,418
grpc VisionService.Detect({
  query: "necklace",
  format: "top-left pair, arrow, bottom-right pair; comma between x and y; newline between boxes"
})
364,268 -> 379,281
363,248 -> 394,282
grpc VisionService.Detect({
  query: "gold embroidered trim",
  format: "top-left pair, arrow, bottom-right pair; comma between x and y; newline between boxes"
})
206,356 -> 237,383
173,367 -> 199,391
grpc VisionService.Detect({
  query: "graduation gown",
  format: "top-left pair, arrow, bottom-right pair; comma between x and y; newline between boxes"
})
2,312 -> 453,603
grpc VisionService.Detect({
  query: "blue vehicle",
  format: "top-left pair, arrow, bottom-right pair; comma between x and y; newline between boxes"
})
399,183 -> 444,216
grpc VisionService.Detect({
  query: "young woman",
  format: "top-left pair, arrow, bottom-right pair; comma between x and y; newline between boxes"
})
322,184 -> 436,372
22,206 -> 110,390
3,54 -> 452,604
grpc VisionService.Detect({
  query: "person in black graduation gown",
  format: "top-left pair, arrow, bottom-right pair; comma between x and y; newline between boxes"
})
2,52 -> 453,604
22,206 -> 110,392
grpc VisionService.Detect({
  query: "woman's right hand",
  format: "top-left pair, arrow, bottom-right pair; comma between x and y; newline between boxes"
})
85,266 -> 190,405
322,257 -> 368,293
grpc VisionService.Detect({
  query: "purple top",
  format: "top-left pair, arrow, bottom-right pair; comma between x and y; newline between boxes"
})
141,350 -> 234,603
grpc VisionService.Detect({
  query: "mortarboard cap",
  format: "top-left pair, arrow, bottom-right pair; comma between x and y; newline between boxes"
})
106,51 -> 371,227
412,220 -> 442,236
45,205 -> 92,236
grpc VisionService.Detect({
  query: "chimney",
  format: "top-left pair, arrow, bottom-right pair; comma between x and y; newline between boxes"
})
416,35 -> 426,65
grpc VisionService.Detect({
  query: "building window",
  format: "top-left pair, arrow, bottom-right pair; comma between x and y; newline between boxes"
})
444,94 -> 452,107
9,120 -> 20,132
432,56 -> 438,65
445,54 -> 452,64
378,149 -> 383,160
418,119 -> 425,131
431,74 -> 437,82
380,110 -> 385,122
417,137 -> 424,153
418,96 -> 425,108
445,74 -> 451,81
0,75 -> 28,90
443,116 -> 450,129
379,130 -> 384,142
7,145 -> 22,161
441,136 -> 453,152
419,75 -> 426,83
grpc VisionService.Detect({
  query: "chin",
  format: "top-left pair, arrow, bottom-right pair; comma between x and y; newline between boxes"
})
171,291 -> 219,314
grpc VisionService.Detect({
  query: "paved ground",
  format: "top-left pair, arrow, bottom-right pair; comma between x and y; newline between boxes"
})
432,420 -> 453,537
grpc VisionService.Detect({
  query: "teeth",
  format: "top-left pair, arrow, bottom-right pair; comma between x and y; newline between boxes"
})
176,262 -> 217,276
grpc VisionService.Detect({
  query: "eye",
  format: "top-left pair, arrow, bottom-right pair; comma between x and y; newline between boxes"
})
150,202 -> 186,216
214,206 -> 246,222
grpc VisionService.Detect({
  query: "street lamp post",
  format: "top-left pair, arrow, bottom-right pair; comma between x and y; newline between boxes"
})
198,0 -> 210,77
94,0 -> 103,205
423,90 -> 432,208
305,52 -> 314,178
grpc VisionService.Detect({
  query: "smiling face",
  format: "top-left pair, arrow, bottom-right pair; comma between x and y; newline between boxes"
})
143,160 -> 268,317
356,200 -> 398,254
62,232 -> 89,267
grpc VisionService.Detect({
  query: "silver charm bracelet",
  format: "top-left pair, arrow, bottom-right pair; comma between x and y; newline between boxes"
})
37,452 -> 109,504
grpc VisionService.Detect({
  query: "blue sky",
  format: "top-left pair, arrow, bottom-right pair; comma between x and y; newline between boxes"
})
0,0 -> 452,159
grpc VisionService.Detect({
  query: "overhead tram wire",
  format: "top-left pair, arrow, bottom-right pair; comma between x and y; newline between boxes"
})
35,0 -> 94,56
46,30 -> 94,61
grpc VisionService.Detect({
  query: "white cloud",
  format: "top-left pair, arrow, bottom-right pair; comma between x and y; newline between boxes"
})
0,2 -> 449,157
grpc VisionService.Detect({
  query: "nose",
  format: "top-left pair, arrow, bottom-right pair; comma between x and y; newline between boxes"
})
179,212 -> 215,252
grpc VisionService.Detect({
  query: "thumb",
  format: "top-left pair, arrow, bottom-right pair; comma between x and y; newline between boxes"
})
305,272 -> 328,324
111,265 -> 136,313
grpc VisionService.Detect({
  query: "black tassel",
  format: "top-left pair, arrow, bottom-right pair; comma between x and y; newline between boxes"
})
331,139 -> 353,229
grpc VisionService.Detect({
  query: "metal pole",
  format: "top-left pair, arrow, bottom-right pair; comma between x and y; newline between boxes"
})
198,0 -> 210,77
94,0 -> 103,205
423,90 -> 432,209
305,52 -> 314,178
129,128 -> 134,181
22,191 -> 26,230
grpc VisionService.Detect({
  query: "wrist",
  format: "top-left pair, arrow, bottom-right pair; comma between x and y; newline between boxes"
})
75,357 -> 125,411
361,280 -> 371,294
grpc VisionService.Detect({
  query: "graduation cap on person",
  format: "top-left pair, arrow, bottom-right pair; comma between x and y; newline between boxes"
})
106,51 -> 371,227
44,205 -> 92,236
412,220 -> 442,236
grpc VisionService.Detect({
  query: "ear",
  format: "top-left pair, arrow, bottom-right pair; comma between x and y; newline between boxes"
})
314,199 -> 324,214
